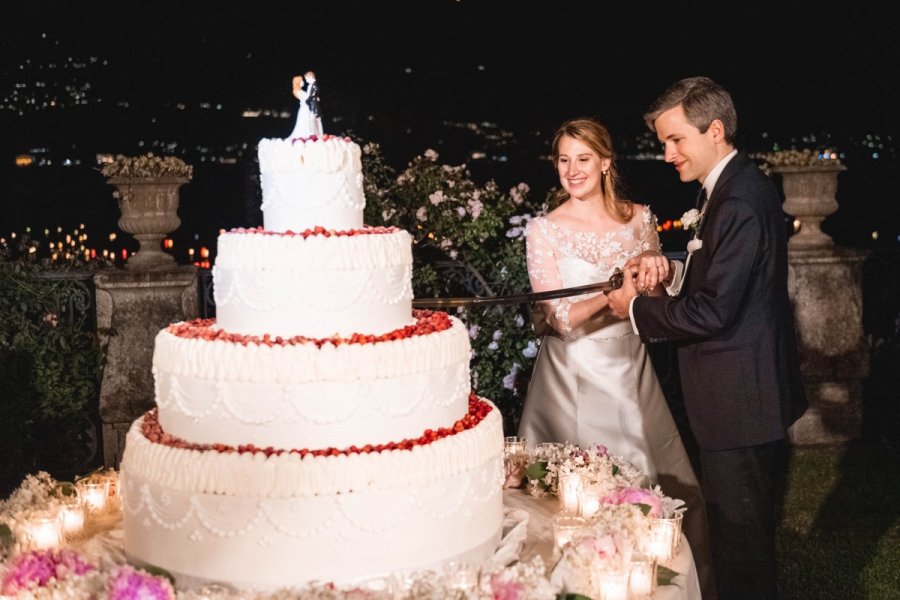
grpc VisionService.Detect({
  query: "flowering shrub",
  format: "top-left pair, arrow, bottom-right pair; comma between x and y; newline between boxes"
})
360,143 -> 549,430
99,152 -> 193,179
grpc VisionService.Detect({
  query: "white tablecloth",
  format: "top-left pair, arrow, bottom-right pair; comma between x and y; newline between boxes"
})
503,488 -> 701,600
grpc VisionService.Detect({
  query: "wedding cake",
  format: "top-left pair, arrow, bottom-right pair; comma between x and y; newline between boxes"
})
119,133 -> 505,591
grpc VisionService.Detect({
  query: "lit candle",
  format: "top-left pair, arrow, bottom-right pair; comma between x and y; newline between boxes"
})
558,473 -> 583,515
76,479 -> 110,515
646,517 -> 677,564
442,561 -> 479,593
60,497 -> 86,537
503,436 -> 526,458
578,485 -> 601,518
595,569 -> 629,600
22,510 -> 64,550
628,554 -> 657,598
552,515 -> 588,554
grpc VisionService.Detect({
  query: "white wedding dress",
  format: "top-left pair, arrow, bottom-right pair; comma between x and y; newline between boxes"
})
517,206 -> 697,487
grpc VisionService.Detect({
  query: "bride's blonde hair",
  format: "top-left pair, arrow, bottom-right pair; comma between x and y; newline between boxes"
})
549,117 -> 634,223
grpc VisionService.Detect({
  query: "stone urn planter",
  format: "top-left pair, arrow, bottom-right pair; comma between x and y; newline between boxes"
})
773,163 -> 847,250
107,176 -> 189,270
101,153 -> 193,271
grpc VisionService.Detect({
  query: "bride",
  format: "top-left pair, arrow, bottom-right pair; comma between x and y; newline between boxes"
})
517,116 -> 713,590
289,74 -> 316,139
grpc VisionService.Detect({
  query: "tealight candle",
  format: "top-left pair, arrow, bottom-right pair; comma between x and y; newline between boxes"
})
646,516 -> 678,564
76,479 -> 110,515
60,496 -> 86,537
503,436 -> 527,458
595,569 -> 629,600
21,510 -> 64,550
628,553 -> 657,599
578,485 -> 601,518
558,473 -> 584,515
552,515 -> 588,555
442,561 -> 479,593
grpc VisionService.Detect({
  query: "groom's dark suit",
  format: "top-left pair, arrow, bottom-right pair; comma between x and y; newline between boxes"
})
633,151 -> 807,599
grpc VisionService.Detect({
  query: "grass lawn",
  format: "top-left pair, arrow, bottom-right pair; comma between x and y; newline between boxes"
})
778,439 -> 900,600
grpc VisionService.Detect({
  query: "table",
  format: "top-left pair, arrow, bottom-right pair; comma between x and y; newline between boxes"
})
503,488 -> 701,600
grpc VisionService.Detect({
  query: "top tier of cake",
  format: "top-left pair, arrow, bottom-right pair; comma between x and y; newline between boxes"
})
258,135 -> 365,232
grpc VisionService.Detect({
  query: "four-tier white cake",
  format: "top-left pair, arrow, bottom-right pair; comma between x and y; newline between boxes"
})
119,133 -> 504,591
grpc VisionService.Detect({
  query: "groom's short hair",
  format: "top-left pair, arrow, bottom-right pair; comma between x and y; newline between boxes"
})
644,76 -> 738,145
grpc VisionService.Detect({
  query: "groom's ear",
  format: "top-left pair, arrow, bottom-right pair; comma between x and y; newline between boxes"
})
710,119 -> 726,144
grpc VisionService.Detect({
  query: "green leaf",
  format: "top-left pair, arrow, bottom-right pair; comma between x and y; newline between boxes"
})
0,523 -> 13,544
658,564 -> 681,586
524,461 -> 550,490
557,594 -> 593,600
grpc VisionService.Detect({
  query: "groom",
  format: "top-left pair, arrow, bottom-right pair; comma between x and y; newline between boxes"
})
607,76 -> 807,600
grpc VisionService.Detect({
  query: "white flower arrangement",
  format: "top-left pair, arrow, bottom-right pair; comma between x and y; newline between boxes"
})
524,442 -> 645,499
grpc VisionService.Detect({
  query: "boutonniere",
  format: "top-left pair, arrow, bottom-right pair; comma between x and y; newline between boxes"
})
681,209 -> 704,254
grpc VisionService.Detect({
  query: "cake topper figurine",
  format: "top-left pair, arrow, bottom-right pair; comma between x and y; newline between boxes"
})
289,70 -> 323,139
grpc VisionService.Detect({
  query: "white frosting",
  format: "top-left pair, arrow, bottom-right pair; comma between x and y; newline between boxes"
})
120,404 -> 504,590
213,228 -> 415,339
257,137 -> 365,232
154,317 -> 472,448
120,130 -> 505,591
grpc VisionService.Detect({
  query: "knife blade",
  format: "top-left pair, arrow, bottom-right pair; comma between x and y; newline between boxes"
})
412,268 -> 624,308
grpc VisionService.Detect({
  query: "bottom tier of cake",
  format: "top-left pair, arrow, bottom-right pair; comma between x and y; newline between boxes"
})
119,398 -> 504,591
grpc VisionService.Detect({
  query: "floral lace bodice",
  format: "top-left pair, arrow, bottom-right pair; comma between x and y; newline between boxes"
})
526,204 -> 661,333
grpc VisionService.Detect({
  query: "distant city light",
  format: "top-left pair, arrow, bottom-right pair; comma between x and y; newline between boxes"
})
871,231 -> 879,240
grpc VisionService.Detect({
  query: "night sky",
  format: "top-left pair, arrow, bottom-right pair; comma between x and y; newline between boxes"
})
4,0 -> 900,140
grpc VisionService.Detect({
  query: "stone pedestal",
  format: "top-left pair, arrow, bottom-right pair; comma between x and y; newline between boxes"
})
787,247 -> 869,445
94,266 -> 198,467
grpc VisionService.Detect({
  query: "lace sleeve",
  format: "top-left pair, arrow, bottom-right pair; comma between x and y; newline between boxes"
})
639,204 -> 663,254
525,218 -> 573,333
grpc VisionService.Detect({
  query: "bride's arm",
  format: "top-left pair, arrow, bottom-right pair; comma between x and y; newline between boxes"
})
526,221 -> 611,334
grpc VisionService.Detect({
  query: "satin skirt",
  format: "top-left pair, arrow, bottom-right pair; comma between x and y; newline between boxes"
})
517,321 -> 695,487
517,320 -> 716,597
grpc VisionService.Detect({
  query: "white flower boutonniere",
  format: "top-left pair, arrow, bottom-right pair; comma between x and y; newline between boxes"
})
681,208 -> 702,235
682,209 -> 704,255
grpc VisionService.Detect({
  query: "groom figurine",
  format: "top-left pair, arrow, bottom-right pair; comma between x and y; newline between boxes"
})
608,76 -> 807,600
303,70 -> 323,136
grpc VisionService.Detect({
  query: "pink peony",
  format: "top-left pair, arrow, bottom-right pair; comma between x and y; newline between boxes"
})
106,564 -> 175,600
602,486 -> 663,517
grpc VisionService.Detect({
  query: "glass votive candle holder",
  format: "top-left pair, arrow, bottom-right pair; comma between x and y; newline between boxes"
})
628,553 -> 658,599
59,494 -> 86,538
645,515 -> 679,564
552,514 -> 588,556
578,485 -> 602,518
19,509 -> 64,551
558,473 -> 584,515
503,436 -> 527,458
594,568 -> 629,600
442,560 -> 480,593
76,478 -> 110,515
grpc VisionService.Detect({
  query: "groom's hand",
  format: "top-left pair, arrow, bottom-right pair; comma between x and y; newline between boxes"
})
624,251 -> 670,292
607,266 -> 638,319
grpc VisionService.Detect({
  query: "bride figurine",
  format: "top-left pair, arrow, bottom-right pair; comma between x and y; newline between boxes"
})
288,75 -> 322,139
